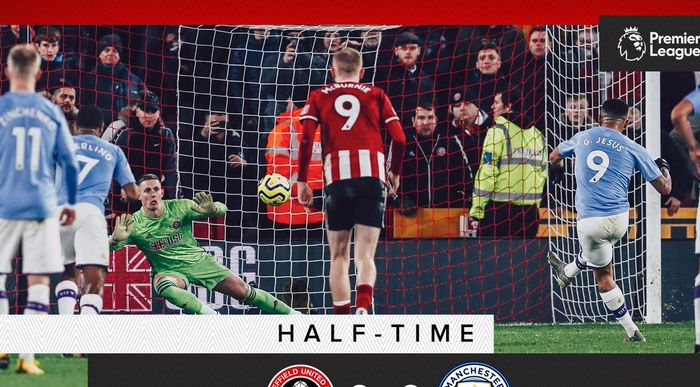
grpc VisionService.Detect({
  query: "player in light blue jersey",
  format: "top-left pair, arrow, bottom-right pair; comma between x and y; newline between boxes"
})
0,45 -> 79,375
54,105 -> 138,319
670,85 -> 700,353
548,99 -> 671,343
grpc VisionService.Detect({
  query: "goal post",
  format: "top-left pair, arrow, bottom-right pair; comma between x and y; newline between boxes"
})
546,25 -> 662,323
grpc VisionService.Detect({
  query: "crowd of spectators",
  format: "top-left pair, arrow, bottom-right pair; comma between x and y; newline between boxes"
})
1,24 -> 687,239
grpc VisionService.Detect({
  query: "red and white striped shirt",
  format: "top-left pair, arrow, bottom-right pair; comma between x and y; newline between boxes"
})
298,82 -> 405,186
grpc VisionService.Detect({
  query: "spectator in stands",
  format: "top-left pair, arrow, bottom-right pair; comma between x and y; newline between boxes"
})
455,25 -> 526,76
51,84 -> 79,134
346,29 -> 386,83
115,90 -> 178,207
446,89 -> 486,189
376,32 -> 435,128
192,109 -> 251,240
309,31 -> 347,86
469,87 -> 546,238
399,100 -> 472,213
460,43 -> 509,113
265,103 -> 324,230
517,26 -> 550,133
80,34 -> 145,124
32,26 -> 78,94
556,94 -> 594,147
273,40 -> 312,117
565,28 -> 598,62
0,25 -> 31,92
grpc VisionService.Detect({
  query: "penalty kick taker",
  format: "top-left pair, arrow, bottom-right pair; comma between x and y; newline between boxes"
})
109,174 -> 298,315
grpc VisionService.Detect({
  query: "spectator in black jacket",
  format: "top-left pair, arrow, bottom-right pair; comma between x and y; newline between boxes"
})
80,34 -> 144,124
400,100 -> 472,213
376,32 -> 435,129
115,91 -> 178,209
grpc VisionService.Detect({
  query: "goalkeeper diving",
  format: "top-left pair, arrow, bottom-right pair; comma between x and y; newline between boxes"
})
110,174 -> 298,315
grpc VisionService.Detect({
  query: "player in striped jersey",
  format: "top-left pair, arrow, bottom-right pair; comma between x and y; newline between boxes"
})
297,47 -> 406,314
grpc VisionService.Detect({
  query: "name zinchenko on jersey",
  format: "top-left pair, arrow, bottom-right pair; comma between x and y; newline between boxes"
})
585,136 -> 624,152
320,83 -> 371,94
0,107 -> 58,130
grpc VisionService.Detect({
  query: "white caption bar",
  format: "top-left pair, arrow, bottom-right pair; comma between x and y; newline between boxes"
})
0,315 -> 493,353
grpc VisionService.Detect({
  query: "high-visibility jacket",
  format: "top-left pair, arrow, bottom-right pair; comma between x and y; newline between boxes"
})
469,116 -> 547,219
265,108 -> 324,225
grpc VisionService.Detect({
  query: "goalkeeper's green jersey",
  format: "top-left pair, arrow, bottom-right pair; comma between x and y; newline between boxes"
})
111,199 -> 219,273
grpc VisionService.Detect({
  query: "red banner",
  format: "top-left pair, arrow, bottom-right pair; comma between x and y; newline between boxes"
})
104,246 -> 152,313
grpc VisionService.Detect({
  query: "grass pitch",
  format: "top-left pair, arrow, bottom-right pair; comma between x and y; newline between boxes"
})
0,354 -> 87,387
495,322 -> 695,353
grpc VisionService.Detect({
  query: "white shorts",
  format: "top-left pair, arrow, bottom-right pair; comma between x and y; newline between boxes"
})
0,218 -> 63,274
60,203 -> 109,268
577,212 -> 629,268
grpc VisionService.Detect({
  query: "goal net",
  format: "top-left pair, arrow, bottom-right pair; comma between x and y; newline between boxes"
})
546,25 -> 661,323
177,25 -> 550,319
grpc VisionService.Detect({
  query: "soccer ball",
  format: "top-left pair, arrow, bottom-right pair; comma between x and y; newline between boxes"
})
258,173 -> 291,206
292,381 -> 309,387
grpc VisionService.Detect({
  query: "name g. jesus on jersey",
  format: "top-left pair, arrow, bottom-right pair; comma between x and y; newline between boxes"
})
584,136 -> 625,152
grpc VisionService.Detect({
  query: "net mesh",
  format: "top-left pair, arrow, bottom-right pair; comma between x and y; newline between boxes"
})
546,25 -> 648,322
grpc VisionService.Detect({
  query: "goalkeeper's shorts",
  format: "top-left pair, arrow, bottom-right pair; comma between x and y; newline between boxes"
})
60,203 -> 109,269
324,177 -> 387,231
153,254 -> 232,290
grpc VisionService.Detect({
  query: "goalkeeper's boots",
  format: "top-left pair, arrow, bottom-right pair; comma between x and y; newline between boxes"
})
625,330 -> 646,343
0,353 -> 9,370
547,252 -> 572,289
16,358 -> 45,375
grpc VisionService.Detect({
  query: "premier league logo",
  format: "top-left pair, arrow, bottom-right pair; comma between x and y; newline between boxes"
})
618,26 -> 646,61
439,362 -> 510,387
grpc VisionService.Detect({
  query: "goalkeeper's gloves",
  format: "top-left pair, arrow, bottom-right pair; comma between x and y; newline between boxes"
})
655,158 -> 670,173
112,214 -> 133,243
191,192 -> 219,215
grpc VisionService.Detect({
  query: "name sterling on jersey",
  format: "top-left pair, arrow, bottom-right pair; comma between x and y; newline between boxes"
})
75,142 -> 114,161
320,83 -> 371,94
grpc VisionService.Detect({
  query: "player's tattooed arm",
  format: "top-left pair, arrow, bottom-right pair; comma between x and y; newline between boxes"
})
650,166 -> 672,196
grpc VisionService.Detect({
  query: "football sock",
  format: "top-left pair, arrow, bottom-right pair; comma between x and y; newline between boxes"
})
80,294 -> 103,315
155,278 -> 216,315
694,274 -> 700,346
600,286 -> 638,337
356,284 -> 373,312
56,280 -> 79,315
21,284 -> 50,365
0,275 -> 8,314
333,300 -> 351,314
564,252 -> 587,278
243,285 -> 295,314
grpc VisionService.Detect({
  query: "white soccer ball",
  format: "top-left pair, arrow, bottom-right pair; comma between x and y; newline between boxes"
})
292,381 -> 309,387
258,173 -> 291,206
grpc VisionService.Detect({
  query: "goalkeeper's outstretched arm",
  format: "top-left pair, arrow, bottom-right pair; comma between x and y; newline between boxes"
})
190,192 -> 228,219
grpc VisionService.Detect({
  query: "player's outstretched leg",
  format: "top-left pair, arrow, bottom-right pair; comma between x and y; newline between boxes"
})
154,274 -> 217,315
547,251 -> 586,289
594,265 -> 644,342
354,225 -> 380,314
214,275 -> 298,314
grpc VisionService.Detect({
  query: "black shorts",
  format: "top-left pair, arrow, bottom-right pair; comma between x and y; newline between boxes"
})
324,177 -> 387,231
